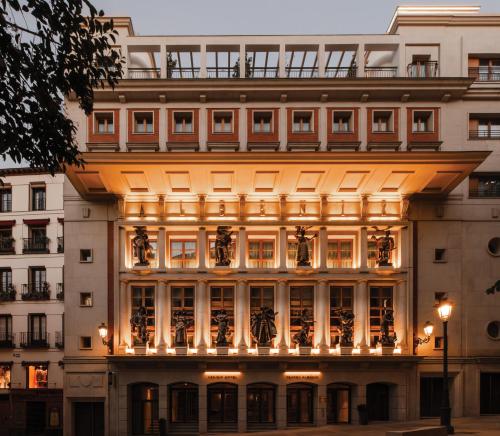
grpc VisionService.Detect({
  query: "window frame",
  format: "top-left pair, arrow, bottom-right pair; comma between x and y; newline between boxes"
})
79,249 -> 93,263
372,110 -> 394,133
173,110 -> 194,134
210,285 -> 235,346
332,110 -> 354,133
0,188 -> 12,213
79,336 -> 93,350
327,238 -> 354,269
131,285 -> 155,346
369,285 -> 394,347
169,239 -> 198,268
329,285 -> 354,346
289,285 -> 314,342
132,110 -> 155,135
79,292 -> 93,307
30,185 -> 46,211
26,363 -> 48,389
93,111 -> 115,135
292,110 -> 314,133
170,285 -> 195,346
412,110 -> 434,133
252,110 -> 274,134
212,110 -> 234,134
247,238 -> 275,268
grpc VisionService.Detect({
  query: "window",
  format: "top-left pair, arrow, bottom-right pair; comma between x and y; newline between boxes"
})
213,111 -> 233,133
249,285 -> 274,333
434,248 -> 446,262
293,111 -> 313,133
174,112 -> 193,133
372,110 -> 393,133
0,314 -> 12,346
290,286 -> 314,343
253,111 -> 272,133
469,115 -> 500,139
488,238 -> 500,256
0,228 -> 13,253
333,111 -> 353,133
434,336 -> 444,349
330,286 -> 353,346
0,365 -> 11,389
413,111 -> 433,132
94,112 -> 114,134
0,189 -> 12,212
469,174 -> 500,198
29,267 -> 47,292
210,286 -> 234,346
29,314 -> 47,345
27,364 -> 48,389
79,336 -> 92,349
209,237 -> 236,268
133,112 -> 154,134
369,286 -> 393,347
131,286 -> 155,346
248,240 -> 274,268
80,292 -> 93,307
170,240 -> 197,268
79,249 -> 93,263
31,186 -> 46,211
131,383 -> 159,435
171,286 -> 195,346
486,321 -> 500,340
0,268 -> 12,292
327,240 -> 353,268
367,239 -> 393,268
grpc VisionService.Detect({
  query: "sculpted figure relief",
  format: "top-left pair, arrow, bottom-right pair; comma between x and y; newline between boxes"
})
294,226 -> 318,267
371,227 -> 396,267
250,306 -> 278,347
215,226 -> 233,266
380,299 -> 397,346
132,226 -> 151,266
292,308 -> 313,347
130,306 -> 149,344
335,308 -> 355,347
173,310 -> 193,347
213,309 -> 230,347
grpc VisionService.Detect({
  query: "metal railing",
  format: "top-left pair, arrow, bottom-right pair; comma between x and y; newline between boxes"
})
206,67 -> 237,78
23,237 -> 49,253
247,67 -> 279,78
167,68 -> 200,79
57,236 -> 64,253
0,332 -> 14,348
469,129 -> 500,139
286,67 -> 319,78
468,67 -> 500,82
0,237 -> 14,253
20,331 -> 49,348
55,331 -> 64,349
469,187 -> 500,198
0,284 -> 15,301
325,67 -> 357,78
56,283 -> 64,301
407,61 -> 439,78
21,282 -> 50,300
365,66 -> 398,78
128,68 -> 161,79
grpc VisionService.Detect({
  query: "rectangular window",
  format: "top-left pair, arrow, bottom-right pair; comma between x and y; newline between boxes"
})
0,314 -> 12,345
170,240 -> 197,268
29,267 -> 46,292
469,173 -> 500,198
413,111 -> 433,132
94,112 -> 114,134
27,364 -> 48,389
0,189 -> 12,212
210,286 -> 234,346
28,313 -> 47,345
131,286 -> 155,346
174,112 -> 193,133
289,286 -> 314,343
79,336 -> 92,350
79,249 -> 93,263
434,336 -> 444,349
80,292 -> 93,307
333,111 -> 353,133
213,111 -> 233,133
369,286 -> 393,347
0,228 -> 13,253
0,365 -> 11,389
434,248 -> 446,262
249,286 -> 274,345
367,240 -> 378,268
253,111 -> 273,133
133,112 -> 154,134
469,115 -> 500,139
372,110 -> 393,132
293,111 -> 313,133
248,240 -> 275,268
0,268 -> 12,292
329,286 -> 353,346
327,240 -> 353,268
171,286 -> 195,346
208,237 -> 236,268
31,186 -> 46,211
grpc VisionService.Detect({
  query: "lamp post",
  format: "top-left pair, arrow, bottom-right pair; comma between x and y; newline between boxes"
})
437,301 -> 454,434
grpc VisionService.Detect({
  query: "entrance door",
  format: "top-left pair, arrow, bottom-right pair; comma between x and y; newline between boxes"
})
73,402 -> 104,436
420,377 -> 443,417
0,395 -> 10,436
207,383 -> 237,432
287,383 -> 314,425
480,373 -> 500,414
169,383 -> 198,433
366,383 -> 389,421
327,384 -> 351,423
247,383 -> 276,429
26,401 -> 46,435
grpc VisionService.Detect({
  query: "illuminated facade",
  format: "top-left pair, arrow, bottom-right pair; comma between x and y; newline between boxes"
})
63,6 -> 500,435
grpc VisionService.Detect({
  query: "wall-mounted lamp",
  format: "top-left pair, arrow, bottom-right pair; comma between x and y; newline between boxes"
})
414,321 -> 434,346
98,322 -> 112,349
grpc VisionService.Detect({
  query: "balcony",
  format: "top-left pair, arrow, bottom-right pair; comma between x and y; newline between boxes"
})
0,332 -> 14,348
365,67 -> 398,78
407,61 -> 439,78
469,66 -> 500,82
0,237 -> 14,254
56,283 -> 64,301
23,237 -> 49,254
325,67 -> 357,78
128,67 -> 160,79
0,284 -> 15,302
167,67 -> 200,79
469,129 -> 500,140
55,331 -> 64,349
20,331 -> 49,348
21,282 -> 50,301
247,67 -> 279,78
57,236 -> 64,253
286,67 -> 319,78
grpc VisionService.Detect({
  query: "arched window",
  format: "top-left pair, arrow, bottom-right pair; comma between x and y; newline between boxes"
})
130,383 -> 159,435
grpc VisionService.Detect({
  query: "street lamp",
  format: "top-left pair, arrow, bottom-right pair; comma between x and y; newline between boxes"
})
415,321 -> 434,346
98,322 -> 111,347
437,301 -> 454,434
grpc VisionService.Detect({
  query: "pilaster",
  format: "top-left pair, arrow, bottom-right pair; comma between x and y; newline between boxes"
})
119,279 -> 130,351
319,226 -> 328,272
355,279 -> 369,353
236,279 -> 248,351
157,227 -> 166,270
360,226 -> 368,272
238,227 -> 246,270
196,280 -> 208,353
198,227 -> 207,270
279,226 -> 287,271
156,280 -> 168,354
315,280 -> 329,353
277,279 -> 288,352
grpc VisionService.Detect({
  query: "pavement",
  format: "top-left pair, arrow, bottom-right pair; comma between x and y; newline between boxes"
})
222,417 -> 500,435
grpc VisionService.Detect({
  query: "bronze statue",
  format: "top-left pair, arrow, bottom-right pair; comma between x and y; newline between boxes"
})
215,226 -> 233,266
173,310 -> 193,347
335,308 -> 355,346
371,228 -> 395,267
250,306 -> 278,347
132,226 -> 151,266
213,309 -> 230,346
292,308 -> 313,347
294,226 -> 317,267
380,299 -> 397,346
130,306 -> 149,344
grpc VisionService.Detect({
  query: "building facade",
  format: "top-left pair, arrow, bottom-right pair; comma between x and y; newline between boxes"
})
63,6 -> 500,435
0,169 -> 64,435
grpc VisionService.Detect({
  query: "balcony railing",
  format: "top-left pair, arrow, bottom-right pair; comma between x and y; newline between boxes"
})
365,66 -> 398,78
286,67 -> 319,78
469,66 -> 500,82
55,331 -> 64,349
57,237 -> 64,253
56,283 -> 64,301
469,129 -> 500,139
469,187 -> 500,198
325,67 -> 357,78
247,67 -> 279,78
23,237 -> 49,254
20,331 -> 49,348
407,61 -> 439,78
0,237 -> 14,254
21,282 -> 50,300
0,332 -> 14,348
128,68 -> 161,79
167,67 -> 200,79
206,67 -> 237,78
0,284 -> 15,301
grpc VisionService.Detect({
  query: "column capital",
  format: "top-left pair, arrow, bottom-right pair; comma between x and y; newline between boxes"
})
198,279 -> 208,285
239,226 -> 246,231
277,278 -> 288,284
120,279 -> 129,285
356,278 -> 368,284
199,226 -> 206,231
158,279 -> 169,285
320,226 -> 327,230
237,278 -> 248,285
318,278 -> 329,284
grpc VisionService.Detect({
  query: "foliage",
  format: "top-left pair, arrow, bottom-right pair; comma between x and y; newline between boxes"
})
0,0 -> 123,173
486,280 -> 500,295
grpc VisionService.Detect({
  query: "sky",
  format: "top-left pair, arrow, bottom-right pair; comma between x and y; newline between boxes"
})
91,0 -> 500,35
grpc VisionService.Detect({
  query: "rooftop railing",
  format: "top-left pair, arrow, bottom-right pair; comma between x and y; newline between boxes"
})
128,68 -> 161,79
325,67 -> 357,78
167,68 -> 200,79
286,67 -> 319,78
247,67 -> 279,78
407,61 -> 439,78
469,187 -> 500,198
468,66 -> 500,82
365,66 -> 398,78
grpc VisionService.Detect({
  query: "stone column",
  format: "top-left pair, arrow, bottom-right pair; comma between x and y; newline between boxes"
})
196,280 -> 208,353
279,44 -> 286,78
400,225 -> 409,270
160,44 -> 167,78
199,44 -> 207,78
360,226 -> 368,272
156,280 -> 168,354
277,279 -> 288,352
198,227 -> 207,270
355,280 -> 369,353
319,226 -> 328,272
158,227 -> 166,270
315,280 -> 329,353
119,280 -> 130,351
356,44 -> 365,77
236,279 -> 248,351
279,227 -> 287,271
239,44 -> 246,78
318,43 -> 326,78
238,227 -> 246,270
396,280 -> 408,352
316,383 -> 327,426
119,226 -> 126,271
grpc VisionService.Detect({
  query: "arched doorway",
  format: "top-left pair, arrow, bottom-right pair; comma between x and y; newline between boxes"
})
327,383 -> 351,424
207,383 -> 238,432
366,383 -> 390,421
129,383 -> 159,435
286,383 -> 314,426
169,382 -> 198,433
247,383 -> 276,430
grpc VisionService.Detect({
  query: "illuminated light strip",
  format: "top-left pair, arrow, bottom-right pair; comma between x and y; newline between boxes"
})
125,347 -> 135,354
328,216 -> 359,221
284,371 -> 322,376
205,371 -> 242,376
288,216 -> 319,221
228,348 -> 239,354
247,216 -> 279,221
206,216 -> 237,221
269,348 -> 280,355
367,216 -> 400,221
166,216 -> 197,221
247,348 -> 258,354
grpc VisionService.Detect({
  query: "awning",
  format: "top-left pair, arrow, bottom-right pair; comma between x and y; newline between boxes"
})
0,220 -> 16,228
23,218 -> 50,226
